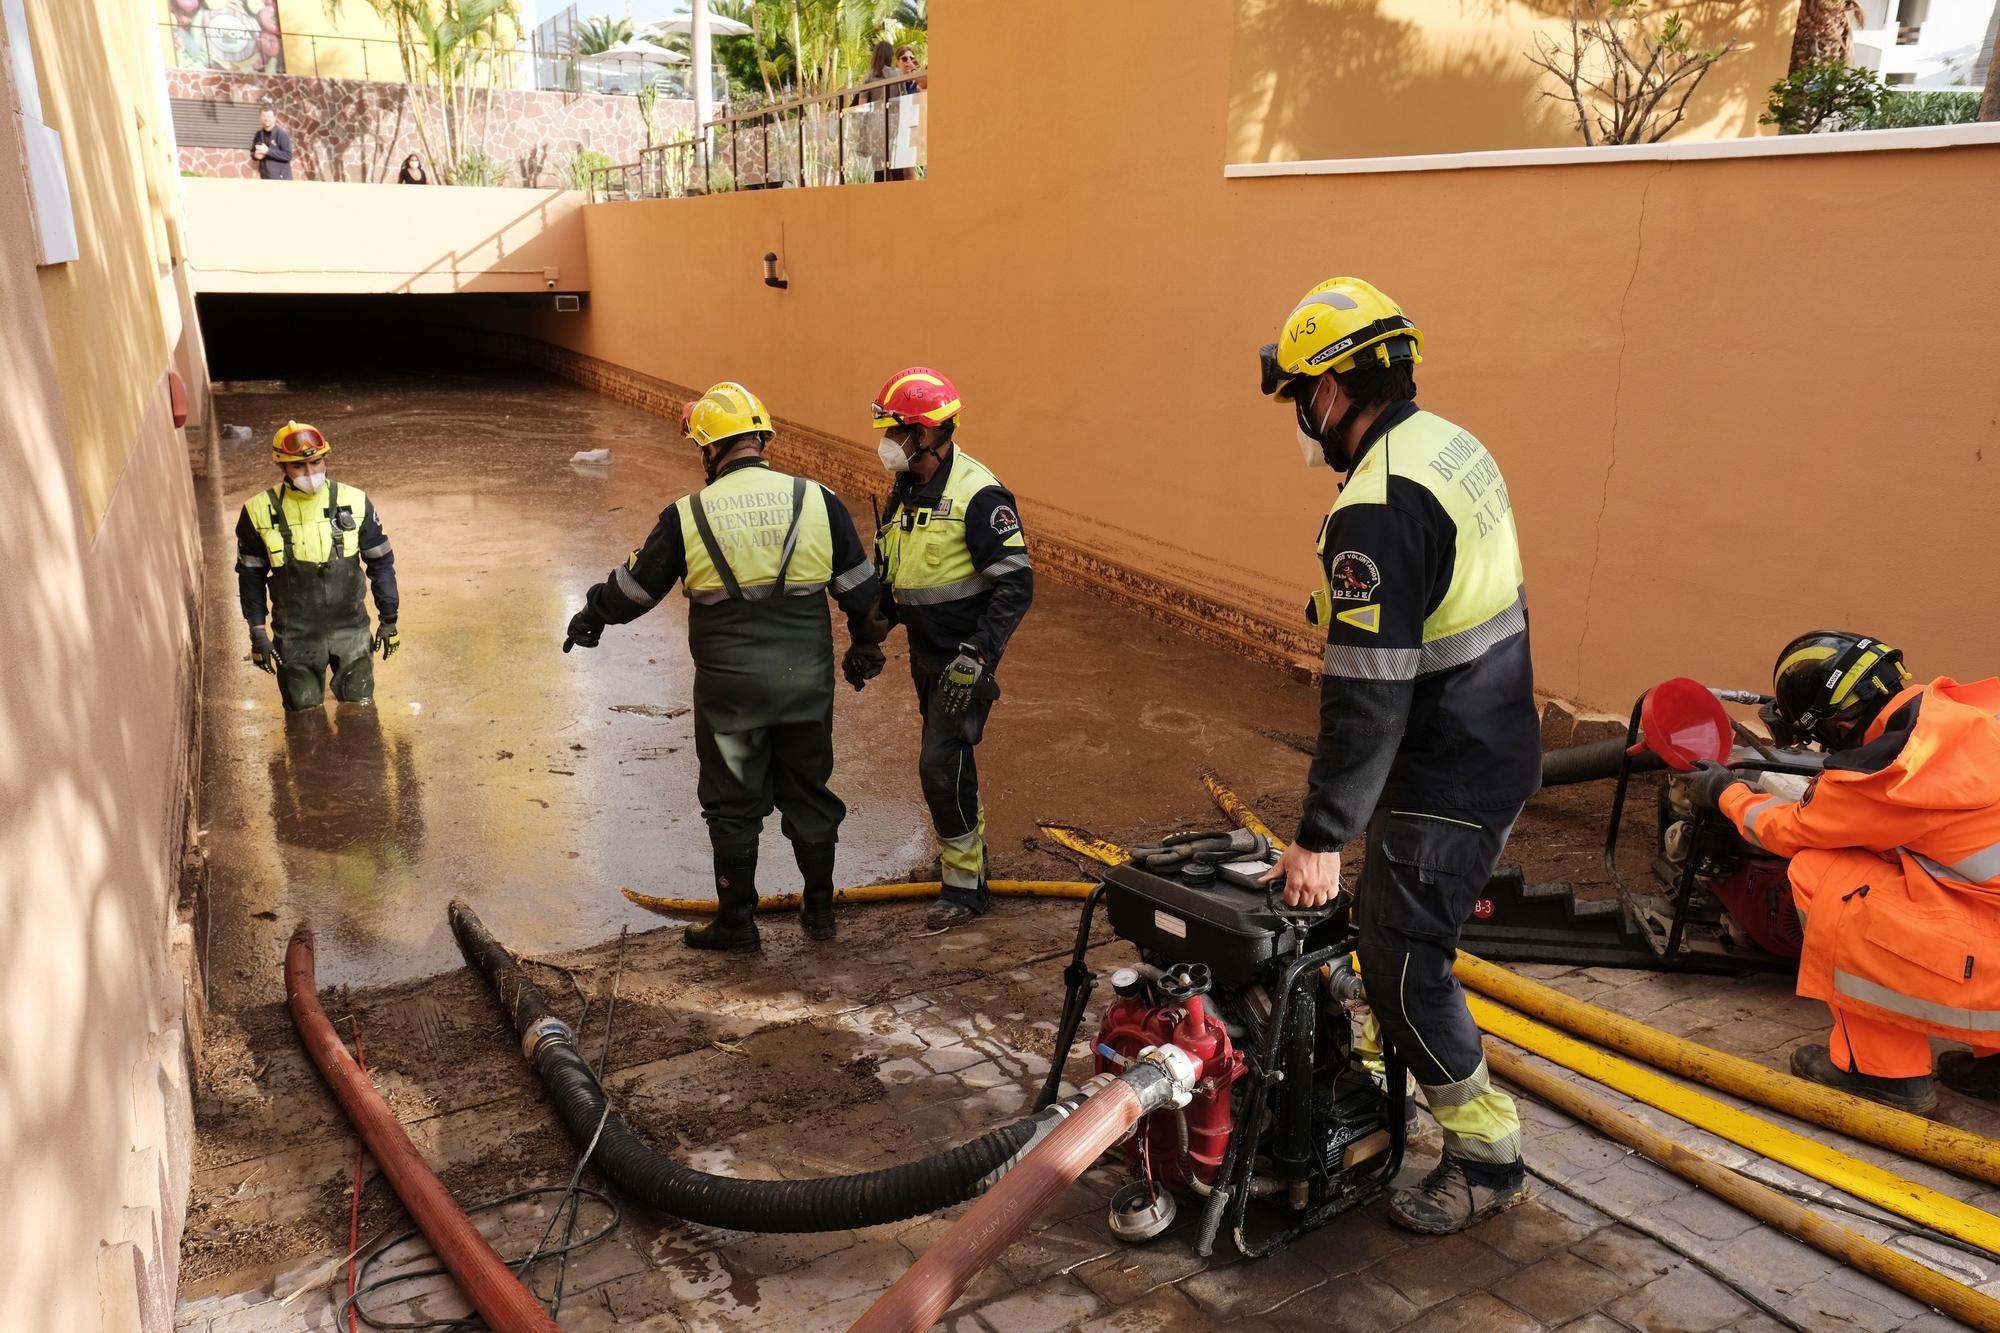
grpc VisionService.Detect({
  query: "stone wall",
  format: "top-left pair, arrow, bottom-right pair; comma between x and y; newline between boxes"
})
167,68 -> 693,186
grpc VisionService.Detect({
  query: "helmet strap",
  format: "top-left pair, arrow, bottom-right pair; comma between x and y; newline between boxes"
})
1299,387 -> 1363,472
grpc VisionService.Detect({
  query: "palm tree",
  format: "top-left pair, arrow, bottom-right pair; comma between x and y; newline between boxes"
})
892,0 -> 925,30
571,14 -> 634,57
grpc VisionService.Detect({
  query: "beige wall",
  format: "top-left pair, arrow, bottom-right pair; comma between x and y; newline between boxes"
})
478,0 -> 1999,715
1231,0 -> 1796,162
183,178 -> 590,294
0,2 -> 202,1329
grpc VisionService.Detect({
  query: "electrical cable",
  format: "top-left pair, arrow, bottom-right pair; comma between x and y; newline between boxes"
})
340,931 -> 633,1330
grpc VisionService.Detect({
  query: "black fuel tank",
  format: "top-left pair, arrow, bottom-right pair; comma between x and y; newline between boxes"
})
1103,861 -> 1296,986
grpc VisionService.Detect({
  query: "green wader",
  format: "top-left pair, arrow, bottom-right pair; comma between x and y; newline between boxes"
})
267,483 -> 375,711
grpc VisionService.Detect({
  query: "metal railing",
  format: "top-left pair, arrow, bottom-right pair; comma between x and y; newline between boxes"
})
589,70 -> 926,201
159,25 -> 529,88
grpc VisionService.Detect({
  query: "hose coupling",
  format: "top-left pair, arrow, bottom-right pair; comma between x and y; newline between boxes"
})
1136,1043 -> 1200,1110
522,1015 -> 575,1062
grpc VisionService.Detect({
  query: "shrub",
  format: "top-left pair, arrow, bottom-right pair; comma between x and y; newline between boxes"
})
1859,90 -> 1980,129
1761,62 -> 1882,133
564,149 -> 613,192
450,150 -> 507,187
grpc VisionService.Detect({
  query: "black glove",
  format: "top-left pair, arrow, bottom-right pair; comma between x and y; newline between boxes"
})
373,620 -> 401,660
934,643 -> 984,716
248,624 -> 280,674
1685,760 -> 1749,810
564,608 -> 604,653
842,641 -> 886,691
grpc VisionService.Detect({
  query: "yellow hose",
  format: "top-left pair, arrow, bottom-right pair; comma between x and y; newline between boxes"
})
1036,823 -> 1129,868
1456,951 -> 2000,1188
622,880 -> 1094,916
1473,994 -> 2000,1254
1199,770 -> 1285,847
1486,1042 -> 2000,1332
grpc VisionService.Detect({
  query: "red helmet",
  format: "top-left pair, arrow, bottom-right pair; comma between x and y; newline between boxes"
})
870,367 -> 962,430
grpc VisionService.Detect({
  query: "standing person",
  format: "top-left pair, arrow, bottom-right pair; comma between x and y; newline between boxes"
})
1686,632 -> 2000,1112
862,367 -> 1034,931
1256,278 -> 1540,1234
251,105 -> 293,180
895,45 -> 926,93
564,383 -> 888,951
235,422 -> 401,711
396,153 -> 430,184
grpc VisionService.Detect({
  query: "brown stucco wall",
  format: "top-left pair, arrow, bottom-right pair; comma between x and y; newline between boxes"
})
475,0 -> 2000,714
1,2 -> 203,1330
1229,0 -> 1797,162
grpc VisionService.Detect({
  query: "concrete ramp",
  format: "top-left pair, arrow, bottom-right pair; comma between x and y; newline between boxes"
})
182,178 -> 588,295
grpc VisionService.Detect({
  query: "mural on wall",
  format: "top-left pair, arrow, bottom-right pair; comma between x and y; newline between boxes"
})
166,0 -> 285,74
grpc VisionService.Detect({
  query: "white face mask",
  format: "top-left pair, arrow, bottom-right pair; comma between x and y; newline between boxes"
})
289,470 -> 327,493
878,438 -> 912,473
1296,425 -> 1329,469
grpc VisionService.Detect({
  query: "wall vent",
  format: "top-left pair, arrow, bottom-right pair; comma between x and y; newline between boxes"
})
554,295 -> 581,312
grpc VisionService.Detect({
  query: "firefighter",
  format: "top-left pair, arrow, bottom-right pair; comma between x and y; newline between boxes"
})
1255,279 -> 1542,1234
859,367 -> 1034,932
1688,631 -> 2000,1112
564,383 -> 887,950
235,422 -> 400,711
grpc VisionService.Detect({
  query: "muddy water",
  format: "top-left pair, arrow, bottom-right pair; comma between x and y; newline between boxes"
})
196,373 -> 1322,1009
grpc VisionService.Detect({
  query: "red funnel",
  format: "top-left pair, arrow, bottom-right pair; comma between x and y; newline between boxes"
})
1632,677 -> 1732,771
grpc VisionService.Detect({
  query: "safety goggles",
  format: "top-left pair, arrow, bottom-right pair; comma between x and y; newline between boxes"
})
1258,343 -> 1308,401
276,427 -> 329,458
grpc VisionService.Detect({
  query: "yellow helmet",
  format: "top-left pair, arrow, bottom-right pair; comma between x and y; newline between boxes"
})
681,381 -> 772,448
272,421 -> 331,464
1259,277 -> 1424,401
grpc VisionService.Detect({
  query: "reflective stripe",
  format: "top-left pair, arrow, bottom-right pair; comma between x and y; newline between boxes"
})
829,559 -> 877,594
1417,591 -> 1526,675
613,564 -> 659,608
893,572 -> 994,606
1910,846 -> 2000,889
687,580 -> 828,605
1738,795 -> 1784,852
238,554 -> 267,569
1834,968 -> 2000,1033
1323,643 -> 1420,681
978,552 -> 1032,579
360,541 -> 392,561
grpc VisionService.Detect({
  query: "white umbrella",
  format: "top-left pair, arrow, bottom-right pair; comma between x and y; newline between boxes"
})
643,13 -> 751,36
595,37 -> 687,64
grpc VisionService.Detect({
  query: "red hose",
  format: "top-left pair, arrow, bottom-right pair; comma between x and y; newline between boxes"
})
851,1079 -> 1148,1332
285,924 -> 561,1333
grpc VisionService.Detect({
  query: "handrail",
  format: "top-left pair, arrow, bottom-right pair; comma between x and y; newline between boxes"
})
706,69 -> 927,130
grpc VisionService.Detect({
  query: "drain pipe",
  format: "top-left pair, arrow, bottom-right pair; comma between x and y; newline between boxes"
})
285,924 -> 560,1333
853,1047 -> 1199,1333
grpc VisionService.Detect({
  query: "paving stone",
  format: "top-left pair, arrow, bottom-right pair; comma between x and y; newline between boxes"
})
1776,1277 -> 1910,1333
1604,1264 -> 1751,1333
1476,1197 -> 1604,1266
1583,1156 -> 1689,1213
1372,1233 -> 1518,1309
1706,1223 -> 1838,1295
1653,1189 -> 1761,1244
994,1219 -> 1120,1285
1260,1271 -> 1417,1330
1570,1225 -> 1681,1282
1551,1316 -> 1633,1332
1070,1285 -> 1217,1332
1494,1251 -> 1630,1324
1391,1290 -> 1543,1332
1072,1236 -> 1212,1304
964,1275 -> 1102,1333
1724,1316 -> 1792,1333
1281,1206 -> 1410,1277
1175,1252 -> 1328,1319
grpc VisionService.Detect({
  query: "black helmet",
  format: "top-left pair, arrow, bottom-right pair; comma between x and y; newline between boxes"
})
1770,630 -> 1911,750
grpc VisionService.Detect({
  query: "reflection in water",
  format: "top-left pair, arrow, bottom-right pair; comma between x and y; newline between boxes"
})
267,705 -> 424,913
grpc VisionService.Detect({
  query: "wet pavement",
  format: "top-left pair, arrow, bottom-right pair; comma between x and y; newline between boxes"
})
195,373 -> 1320,1009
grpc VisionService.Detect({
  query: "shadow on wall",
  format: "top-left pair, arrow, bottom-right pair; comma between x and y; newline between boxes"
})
1231,0 -> 1789,160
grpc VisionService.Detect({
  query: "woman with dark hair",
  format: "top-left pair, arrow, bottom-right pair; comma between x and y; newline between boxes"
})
895,45 -> 926,94
396,153 -> 430,184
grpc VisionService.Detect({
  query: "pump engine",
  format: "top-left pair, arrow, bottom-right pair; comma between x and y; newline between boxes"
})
1040,830 -> 1404,1259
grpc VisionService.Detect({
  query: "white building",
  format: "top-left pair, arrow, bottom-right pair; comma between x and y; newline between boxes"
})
1851,0 -> 1997,92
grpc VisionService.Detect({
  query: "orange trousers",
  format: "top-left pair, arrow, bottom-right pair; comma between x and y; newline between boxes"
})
1826,1005 -> 2000,1079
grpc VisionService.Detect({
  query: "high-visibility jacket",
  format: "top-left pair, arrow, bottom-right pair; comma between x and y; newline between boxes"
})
1293,400 -> 1540,851
876,446 -> 1033,672
1720,676 -> 2000,1045
234,479 -> 398,633
673,464 -> 837,603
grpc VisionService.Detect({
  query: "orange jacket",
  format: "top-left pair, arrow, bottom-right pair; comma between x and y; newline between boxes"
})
1719,677 -> 2000,1043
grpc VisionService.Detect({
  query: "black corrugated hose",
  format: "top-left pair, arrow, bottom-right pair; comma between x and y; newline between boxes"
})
449,898 -> 1095,1233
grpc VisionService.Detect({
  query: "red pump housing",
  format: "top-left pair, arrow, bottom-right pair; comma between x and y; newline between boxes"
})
1095,986 -> 1246,1193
